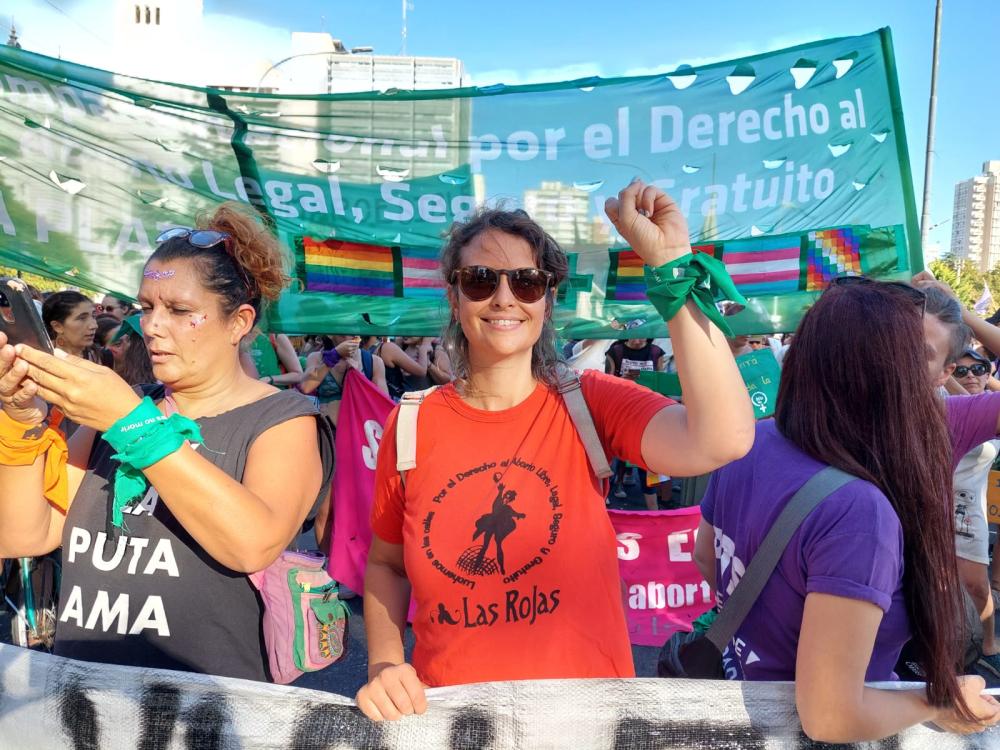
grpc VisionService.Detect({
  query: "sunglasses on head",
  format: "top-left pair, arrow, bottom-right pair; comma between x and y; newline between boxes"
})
155,227 -> 255,293
156,227 -> 233,251
830,274 -> 927,314
955,363 -> 990,378
450,266 -> 554,303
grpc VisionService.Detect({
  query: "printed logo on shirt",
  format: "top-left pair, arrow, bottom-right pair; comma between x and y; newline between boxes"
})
620,358 -> 655,376
713,524 -> 762,677
954,489 -> 976,539
423,457 -> 564,629
58,525 -> 178,636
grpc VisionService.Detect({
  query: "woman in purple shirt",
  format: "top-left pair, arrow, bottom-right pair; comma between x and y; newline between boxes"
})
694,278 -> 1000,742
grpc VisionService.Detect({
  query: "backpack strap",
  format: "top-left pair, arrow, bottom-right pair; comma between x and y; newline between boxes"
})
395,386 -> 439,486
360,348 -> 374,381
555,366 -> 612,480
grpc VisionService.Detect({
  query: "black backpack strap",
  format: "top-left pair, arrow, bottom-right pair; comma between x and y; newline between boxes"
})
705,466 -> 858,652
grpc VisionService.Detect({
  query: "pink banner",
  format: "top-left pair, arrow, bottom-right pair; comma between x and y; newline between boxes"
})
325,368 -> 395,595
609,507 -> 713,647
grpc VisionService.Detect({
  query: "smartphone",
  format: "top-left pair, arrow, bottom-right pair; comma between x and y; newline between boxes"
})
0,277 -> 54,353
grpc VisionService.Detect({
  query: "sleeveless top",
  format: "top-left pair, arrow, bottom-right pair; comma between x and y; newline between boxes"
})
54,388 -> 334,681
381,343 -> 434,401
315,350 -> 374,404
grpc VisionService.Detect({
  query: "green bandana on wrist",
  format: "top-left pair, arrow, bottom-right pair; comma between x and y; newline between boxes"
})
644,252 -> 748,337
101,397 -> 202,530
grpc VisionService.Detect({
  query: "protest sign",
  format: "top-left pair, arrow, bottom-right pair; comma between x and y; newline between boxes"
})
987,470 -> 1000,525
610,507 -> 710,647
637,346 -> 781,418
326,369 -> 395,594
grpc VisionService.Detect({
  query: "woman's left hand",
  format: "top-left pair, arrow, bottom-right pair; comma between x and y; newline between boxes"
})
605,178 -> 691,267
14,345 -> 142,432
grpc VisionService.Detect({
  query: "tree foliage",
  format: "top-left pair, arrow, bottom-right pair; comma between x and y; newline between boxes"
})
927,257 -> 999,314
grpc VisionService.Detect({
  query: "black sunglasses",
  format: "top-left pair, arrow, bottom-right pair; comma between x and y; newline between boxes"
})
450,266 -> 554,304
830,275 -> 927,314
955,363 -> 990,378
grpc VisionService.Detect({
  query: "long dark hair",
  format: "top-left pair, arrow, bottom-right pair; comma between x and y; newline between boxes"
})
42,290 -> 90,339
439,208 -> 568,388
116,331 -> 156,386
776,281 -> 967,715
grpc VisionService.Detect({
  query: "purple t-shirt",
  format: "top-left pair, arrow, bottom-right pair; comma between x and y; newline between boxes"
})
947,392 -> 1000,471
701,420 -> 907,682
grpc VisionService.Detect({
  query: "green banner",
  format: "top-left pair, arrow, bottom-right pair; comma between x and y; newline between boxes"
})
0,28 -> 918,335
637,347 -> 782,419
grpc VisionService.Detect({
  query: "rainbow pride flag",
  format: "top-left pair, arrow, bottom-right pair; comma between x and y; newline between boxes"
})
303,238 -> 395,296
609,249 -> 646,301
401,246 -> 446,298
607,244 -> 719,301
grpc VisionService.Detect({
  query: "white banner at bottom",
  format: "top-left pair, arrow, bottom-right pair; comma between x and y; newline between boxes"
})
0,644 -> 997,749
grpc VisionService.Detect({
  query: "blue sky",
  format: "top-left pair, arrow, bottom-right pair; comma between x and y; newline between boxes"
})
5,0 -> 998,254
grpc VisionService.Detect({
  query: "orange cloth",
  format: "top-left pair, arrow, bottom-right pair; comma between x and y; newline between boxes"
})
0,409 -> 68,513
371,371 -> 672,687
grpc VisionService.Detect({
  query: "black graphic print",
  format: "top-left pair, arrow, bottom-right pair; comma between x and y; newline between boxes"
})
462,474 -> 527,576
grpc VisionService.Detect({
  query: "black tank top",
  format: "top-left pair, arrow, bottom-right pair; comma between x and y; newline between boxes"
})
381,343 -> 435,400
54,388 -> 333,681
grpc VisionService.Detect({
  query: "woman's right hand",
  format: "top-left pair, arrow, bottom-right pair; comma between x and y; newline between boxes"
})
335,339 -> 360,359
355,663 -> 428,721
933,675 -> 1000,734
0,333 -> 47,425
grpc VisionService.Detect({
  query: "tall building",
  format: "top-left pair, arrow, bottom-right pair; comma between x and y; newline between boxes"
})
951,161 -> 1000,271
275,33 -> 469,194
523,181 -> 593,249
273,32 -> 465,95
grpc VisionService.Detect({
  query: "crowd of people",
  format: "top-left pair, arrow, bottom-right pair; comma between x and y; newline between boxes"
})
1,180 -> 1000,740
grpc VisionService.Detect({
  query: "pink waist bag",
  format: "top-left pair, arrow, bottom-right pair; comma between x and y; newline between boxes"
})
249,550 -> 349,684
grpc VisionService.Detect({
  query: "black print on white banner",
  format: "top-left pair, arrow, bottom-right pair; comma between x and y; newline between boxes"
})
51,677 -> 977,750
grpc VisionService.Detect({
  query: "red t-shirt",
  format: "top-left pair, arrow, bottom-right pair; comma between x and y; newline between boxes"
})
371,370 -> 672,686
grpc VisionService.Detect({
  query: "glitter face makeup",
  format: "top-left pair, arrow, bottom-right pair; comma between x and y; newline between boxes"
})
189,314 -> 207,328
143,269 -> 176,281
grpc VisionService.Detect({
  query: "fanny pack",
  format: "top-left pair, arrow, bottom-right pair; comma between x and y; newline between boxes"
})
658,466 -> 857,679
249,550 -> 349,684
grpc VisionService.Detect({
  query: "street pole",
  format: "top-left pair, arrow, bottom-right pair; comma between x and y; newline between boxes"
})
401,0 -> 408,56
920,0 -> 943,253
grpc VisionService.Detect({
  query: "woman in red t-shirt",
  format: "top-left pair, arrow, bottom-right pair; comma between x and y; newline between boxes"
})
357,180 -> 756,721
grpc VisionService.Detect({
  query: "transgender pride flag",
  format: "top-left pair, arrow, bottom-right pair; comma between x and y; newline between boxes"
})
401,246 -> 446,298
721,236 -> 803,296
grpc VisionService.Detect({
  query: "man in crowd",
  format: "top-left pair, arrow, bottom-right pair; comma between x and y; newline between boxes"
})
98,294 -> 131,322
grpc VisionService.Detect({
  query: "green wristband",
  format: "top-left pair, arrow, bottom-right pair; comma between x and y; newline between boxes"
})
644,253 -> 748,337
102,398 -> 203,530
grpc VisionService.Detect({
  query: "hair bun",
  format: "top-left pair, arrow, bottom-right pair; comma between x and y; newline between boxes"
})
198,202 -> 288,303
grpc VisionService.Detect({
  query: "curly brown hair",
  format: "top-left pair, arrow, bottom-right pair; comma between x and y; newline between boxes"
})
148,202 -> 289,322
